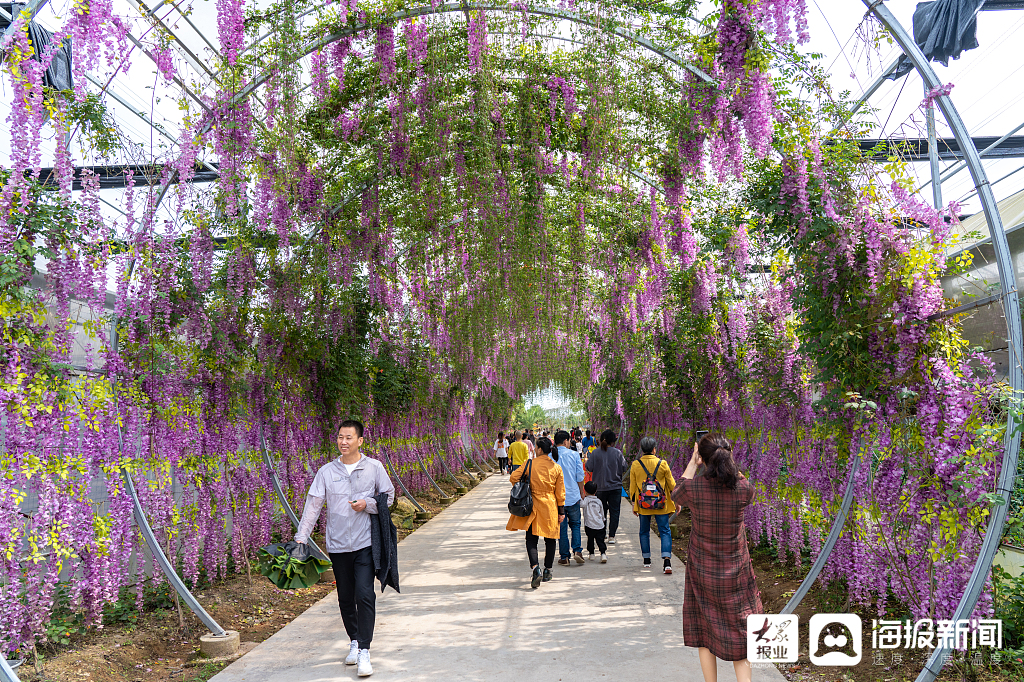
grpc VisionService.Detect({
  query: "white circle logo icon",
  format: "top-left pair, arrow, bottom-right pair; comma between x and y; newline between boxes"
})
809,613 -> 862,666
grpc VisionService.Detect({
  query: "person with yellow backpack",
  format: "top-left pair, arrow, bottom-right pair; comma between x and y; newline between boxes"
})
628,436 -> 676,574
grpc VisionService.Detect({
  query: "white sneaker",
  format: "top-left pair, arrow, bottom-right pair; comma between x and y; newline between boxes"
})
600,553 -> 607,563
345,640 -> 359,665
608,537 -> 616,545
357,649 -> 373,676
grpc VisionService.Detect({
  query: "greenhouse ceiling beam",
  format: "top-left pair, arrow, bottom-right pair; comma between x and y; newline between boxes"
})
862,7 -> 1022,682
121,29 -> 211,114
917,117 -> 1024,193
130,0 -> 218,84
834,55 -> 901,128
36,162 -> 219,190
855,135 -> 1024,161
233,2 -> 714,87
1,0 -> 48,40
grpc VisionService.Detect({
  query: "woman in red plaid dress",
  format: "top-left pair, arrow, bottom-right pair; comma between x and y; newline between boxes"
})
673,433 -> 761,682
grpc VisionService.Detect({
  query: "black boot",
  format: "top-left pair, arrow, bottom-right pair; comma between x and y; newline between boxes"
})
531,566 -> 542,589
542,567 -> 552,582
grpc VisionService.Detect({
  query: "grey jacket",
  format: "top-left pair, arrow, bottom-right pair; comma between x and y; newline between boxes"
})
585,446 -> 627,492
295,455 -> 396,553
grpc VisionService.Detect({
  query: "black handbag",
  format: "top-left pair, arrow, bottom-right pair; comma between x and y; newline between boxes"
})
508,460 -> 534,517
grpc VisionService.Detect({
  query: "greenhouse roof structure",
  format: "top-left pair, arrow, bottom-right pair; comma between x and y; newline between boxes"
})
3,2 -> 1024,681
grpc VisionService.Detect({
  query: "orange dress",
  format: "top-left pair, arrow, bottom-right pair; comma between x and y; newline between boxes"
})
506,456 -> 565,538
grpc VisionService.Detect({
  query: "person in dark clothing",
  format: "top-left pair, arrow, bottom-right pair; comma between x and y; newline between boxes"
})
584,429 -> 627,545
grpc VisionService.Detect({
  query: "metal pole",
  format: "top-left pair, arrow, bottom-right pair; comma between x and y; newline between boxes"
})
109,271 -> 228,638
780,447 -> 862,614
258,427 -> 327,561
925,83 -> 943,209
0,657 -> 20,682
381,444 -> 427,513
860,5 -> 1023,682
413,445 -> 452,499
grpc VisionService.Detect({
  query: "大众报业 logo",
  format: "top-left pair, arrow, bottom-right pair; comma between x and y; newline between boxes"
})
746,614 -> 798,663
809,613 -> 862,666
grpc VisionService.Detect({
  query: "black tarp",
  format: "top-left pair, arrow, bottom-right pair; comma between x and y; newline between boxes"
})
0,3 -> 72,91
888,0 -> 986,80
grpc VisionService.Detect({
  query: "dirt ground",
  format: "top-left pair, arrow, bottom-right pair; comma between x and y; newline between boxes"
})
669,506 -> 1009,682
14,472 -> 482,682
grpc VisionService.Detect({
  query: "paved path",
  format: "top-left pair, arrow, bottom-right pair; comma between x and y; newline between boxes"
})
211,473 -> 785,682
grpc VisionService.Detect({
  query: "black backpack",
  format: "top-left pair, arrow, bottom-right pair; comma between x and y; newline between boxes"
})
508,460 -> 534,517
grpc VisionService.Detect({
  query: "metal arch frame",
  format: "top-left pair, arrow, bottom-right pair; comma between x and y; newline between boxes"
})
147,1 -> 711,222
0,657 -> 19,682
108,267 -> 229,639
258,426 -> 327,561
780,442 -> 863,614
780,6 -> 1022,682
1,0 -> 49,40
235,2 -> 714,84
380,442 -> 428,513
413,445 -> 452,499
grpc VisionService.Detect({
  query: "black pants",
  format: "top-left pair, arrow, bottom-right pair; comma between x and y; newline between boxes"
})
586,526 -> 607,555
497,456 -> 509,471
330,546 -> 376,650
526,526 -> 556,569
597,489 -> 622,538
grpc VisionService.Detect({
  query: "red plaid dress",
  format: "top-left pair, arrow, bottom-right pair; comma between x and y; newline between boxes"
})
675,475 -> 763,661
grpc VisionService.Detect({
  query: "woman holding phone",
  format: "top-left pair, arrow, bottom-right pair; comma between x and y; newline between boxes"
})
672,432 -> 761,682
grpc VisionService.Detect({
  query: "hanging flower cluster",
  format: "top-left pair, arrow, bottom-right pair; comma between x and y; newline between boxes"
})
0,0 -> 1004,656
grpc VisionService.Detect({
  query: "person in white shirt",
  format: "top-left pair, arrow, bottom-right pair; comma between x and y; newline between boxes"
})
296,419 -> 395,677
494,431 -> 510,473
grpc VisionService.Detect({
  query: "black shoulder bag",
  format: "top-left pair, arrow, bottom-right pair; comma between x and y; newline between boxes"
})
508,460 -> 534,517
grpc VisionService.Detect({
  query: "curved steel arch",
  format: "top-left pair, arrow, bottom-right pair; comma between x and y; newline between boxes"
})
867,3 -> 1022,680
150,1 -> 710,222
234,2 -> 713,86
778,6 -> 1022,682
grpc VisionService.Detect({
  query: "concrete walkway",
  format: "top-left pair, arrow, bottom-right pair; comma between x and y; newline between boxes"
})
210,473 -> 785,682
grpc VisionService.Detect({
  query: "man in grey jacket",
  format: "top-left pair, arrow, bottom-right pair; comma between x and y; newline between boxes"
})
583,429 -> 627,544
296,419 -> 395,677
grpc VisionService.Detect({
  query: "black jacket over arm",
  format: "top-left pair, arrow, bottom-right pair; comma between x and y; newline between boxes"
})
370,491 -> 400,593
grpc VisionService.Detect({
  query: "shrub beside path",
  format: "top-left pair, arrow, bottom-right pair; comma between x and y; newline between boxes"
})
209,474 -> 786,681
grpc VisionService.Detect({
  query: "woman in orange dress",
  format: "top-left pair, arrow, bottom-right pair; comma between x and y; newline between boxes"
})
507,437 -> 565,588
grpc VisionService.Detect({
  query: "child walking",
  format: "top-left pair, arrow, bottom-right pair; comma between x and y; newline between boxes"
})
582,481 -> 607,563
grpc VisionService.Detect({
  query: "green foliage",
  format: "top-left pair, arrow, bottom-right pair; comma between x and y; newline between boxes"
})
511,400 -> 547,430
257,544 -> 330,589
995,565 -> 1024,649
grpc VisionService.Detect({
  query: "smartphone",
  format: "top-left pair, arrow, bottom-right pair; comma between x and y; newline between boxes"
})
695,430 -> 708,440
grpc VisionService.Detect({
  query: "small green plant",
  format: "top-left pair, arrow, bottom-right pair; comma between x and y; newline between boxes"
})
995,565 -> 1024,649
42,585 -> 86,648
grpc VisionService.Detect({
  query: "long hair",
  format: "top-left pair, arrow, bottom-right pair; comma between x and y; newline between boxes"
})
698,433 -> 739,489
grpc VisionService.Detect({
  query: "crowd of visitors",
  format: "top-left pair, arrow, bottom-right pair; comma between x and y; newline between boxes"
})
295,421 -> 758,681
505,427 -> 759,682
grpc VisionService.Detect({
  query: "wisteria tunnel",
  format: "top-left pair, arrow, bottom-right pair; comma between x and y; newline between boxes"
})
2,0 -> 1024,680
